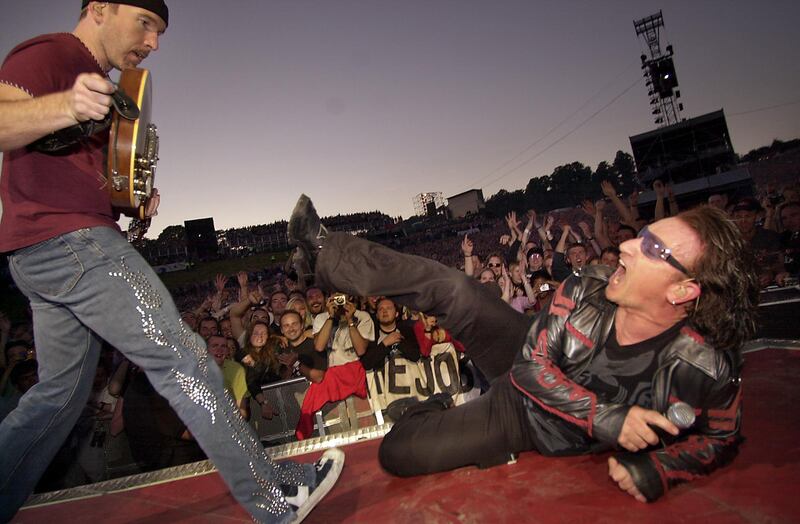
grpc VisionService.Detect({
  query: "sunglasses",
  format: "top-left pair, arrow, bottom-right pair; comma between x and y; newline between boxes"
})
487,262 -> 502,268
637,226 -> 690,276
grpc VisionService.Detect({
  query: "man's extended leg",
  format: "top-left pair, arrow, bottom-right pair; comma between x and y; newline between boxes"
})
378,375 -> 535,475
3,228 -> 342,523
316,232 -> 532,380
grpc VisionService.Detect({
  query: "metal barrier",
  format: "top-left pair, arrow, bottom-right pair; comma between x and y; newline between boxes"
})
250,376 -> 382,445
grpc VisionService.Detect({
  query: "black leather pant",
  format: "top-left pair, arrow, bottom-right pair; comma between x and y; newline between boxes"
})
316,233 -> 537,475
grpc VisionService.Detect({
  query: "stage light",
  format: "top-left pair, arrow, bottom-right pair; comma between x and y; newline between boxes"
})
649,58 -> 678,98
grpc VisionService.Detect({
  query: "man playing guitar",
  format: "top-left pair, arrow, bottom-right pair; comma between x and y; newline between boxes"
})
0,2 -> 343,522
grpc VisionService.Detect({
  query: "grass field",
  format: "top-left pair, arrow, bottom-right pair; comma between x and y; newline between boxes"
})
156,251 -> 292,289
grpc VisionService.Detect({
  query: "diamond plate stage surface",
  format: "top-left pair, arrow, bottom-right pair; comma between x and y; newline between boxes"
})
14,346 -> 800,523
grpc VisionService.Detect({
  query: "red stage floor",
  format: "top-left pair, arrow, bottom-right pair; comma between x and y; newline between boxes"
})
15,347 -> 800,523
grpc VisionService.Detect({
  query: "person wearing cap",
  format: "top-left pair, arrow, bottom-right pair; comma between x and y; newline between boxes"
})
525,246 -> 545,273
731,197 -> 782,286
550,224 -> 589,282
0,2 -> 344,522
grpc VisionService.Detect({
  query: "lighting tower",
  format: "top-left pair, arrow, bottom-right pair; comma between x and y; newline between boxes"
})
634,11 -> 684,126
413,192 -> 445,217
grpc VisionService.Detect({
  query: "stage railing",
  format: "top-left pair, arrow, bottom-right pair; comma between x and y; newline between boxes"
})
249,376 -> 381,444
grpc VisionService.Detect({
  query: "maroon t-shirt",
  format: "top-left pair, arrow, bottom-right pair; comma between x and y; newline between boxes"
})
0,33 -> 120,253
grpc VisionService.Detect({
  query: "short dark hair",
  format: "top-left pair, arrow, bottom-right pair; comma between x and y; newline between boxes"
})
206,333 -> 227,345
279,310 -> 303,325
198,316 -> 219,332
305,286 -> 326,298
529,270 -> 550,282
617,224 -> 637,238
376,297 -> 397,310
566,243 -> 586,255
270,290 -> 288,301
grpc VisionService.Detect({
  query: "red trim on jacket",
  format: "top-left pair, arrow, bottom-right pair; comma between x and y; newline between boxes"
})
680,326 -> 705,345
566,321 -> 595,350
549,283 -> 576,318
511,327 -> 598,436
649,453 -> 670,495
707,386 -> 742,432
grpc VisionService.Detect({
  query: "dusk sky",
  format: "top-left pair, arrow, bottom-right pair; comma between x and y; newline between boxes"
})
2,0 -> 799,237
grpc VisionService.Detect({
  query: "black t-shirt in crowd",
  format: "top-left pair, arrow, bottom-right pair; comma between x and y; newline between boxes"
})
295,337 -> 328,371
583,320 -> 685,408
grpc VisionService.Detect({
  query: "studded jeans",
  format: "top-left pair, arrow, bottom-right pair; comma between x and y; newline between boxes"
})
0,227 -> 311,523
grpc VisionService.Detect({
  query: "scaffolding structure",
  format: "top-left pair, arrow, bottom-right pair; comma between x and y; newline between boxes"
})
634,11 -> 684,126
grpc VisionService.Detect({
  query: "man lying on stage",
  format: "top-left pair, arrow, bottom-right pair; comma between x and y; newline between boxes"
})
287,194 -> 759,502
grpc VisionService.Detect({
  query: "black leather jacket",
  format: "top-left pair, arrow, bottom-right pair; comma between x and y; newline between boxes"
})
509,265 -> 743,501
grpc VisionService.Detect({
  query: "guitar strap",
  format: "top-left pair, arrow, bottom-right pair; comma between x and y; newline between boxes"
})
29,88 -> 140,154
29,117 -> 112,153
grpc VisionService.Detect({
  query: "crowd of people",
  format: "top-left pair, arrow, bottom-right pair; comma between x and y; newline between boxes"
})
1,176 -> 796,491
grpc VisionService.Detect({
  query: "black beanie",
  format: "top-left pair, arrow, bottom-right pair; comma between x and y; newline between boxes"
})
81,0 -> 169,28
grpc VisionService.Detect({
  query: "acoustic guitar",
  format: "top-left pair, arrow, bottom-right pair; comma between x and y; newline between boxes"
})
107,67 -> 159,224
30,68 -> 160,242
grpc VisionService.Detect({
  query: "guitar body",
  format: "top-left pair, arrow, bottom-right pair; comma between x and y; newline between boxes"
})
107,68 -> 159,220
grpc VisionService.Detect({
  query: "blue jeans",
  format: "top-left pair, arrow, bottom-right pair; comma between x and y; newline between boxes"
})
0,227 -> 311,523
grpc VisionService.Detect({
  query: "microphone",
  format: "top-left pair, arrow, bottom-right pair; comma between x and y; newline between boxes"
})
645,401 -> 696,447
666,401 -> 696,430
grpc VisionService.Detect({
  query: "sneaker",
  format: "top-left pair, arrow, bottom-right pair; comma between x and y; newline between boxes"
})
282,447 -> 345,523
287,194 -> 328,283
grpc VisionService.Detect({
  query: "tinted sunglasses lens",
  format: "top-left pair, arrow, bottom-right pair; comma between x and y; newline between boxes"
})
639,229 -> 660,261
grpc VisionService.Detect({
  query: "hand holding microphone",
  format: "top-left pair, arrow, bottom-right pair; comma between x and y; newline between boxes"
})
666,401 -> 696,430
617,402 -> 695,452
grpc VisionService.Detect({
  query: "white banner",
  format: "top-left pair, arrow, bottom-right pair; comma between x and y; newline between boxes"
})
366,343 -> 474,410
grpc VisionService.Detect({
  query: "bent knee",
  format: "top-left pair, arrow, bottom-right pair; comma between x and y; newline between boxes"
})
379,430 -> 421,477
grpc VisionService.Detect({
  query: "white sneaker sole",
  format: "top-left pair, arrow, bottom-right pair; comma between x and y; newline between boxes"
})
292,447 -> 345,523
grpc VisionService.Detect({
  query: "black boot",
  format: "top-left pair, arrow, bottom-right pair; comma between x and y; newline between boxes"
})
287,194 -> 328,282
384,392 -> 454,422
